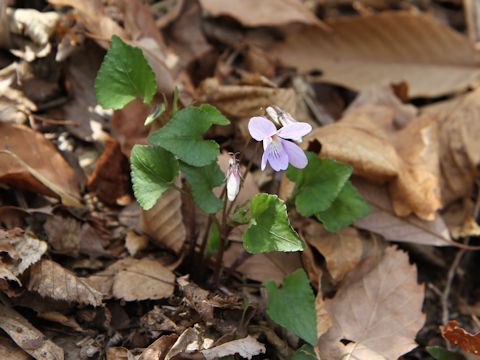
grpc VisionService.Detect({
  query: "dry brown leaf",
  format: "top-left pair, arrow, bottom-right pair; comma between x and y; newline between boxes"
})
164,327 -> 202,360
223,243 -> 302,283
0,123 -> 81,206
88,137 -> 130,205
306,100 -> 441,220
0,335 -> 30,360
0,229 -> 47,278
354,179 -> 452,246
36,311 -> 83,332
0,304 -> 64,360
199,78 -> 297,119
139,334 -> 178,360
125,230 -> 149,256
316,290 -> 332,339
27,259 -> 103,307
106,347 -> 131,360
199,0 -> 321,27
318,246 -> 425,359
112,258 -> 175,301
142,187 -> 186,254
302,221 -> 384,283
436,88 -> 480,205
270,12 -> 480,98
201,336 -> 266,360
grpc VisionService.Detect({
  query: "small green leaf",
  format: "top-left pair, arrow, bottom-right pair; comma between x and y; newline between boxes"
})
290,345 -> 317,360
230,203 -> 249,225
315,181 -> 371,231
243,194 -> 304,253
149,106 -> 229,167
131,145 -> 179,210
180,161 -> 224,214
198,104 -> 230,125
206,221 -> 220,257
265,269 -> 317,345
95,35 -> 157,110
426,346 -> 465,360
144,103 -> 166,126
287,152 -> 352,216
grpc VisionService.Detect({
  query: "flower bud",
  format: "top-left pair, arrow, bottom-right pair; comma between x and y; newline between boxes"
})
226,156 -> 241,201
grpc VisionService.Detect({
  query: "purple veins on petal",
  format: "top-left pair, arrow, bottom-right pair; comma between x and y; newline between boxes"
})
264,138 -> 289,171
248,116 -> 277,141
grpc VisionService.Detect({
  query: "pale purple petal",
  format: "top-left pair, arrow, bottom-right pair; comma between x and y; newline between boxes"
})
261,150 -> 269,170
248,116 -> 277,141
264,140 -> 289,171
262,136 -> 272,151
277,122 -> 312,140
281,139 -> 308,169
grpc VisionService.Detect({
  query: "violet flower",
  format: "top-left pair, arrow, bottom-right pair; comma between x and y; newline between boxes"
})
248,114 -> 312,172
226,154 -> 241,201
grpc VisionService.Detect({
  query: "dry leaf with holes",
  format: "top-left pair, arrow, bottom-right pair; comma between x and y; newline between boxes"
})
354,179 -> 452,246
27,259 -> 103,307
271,12 -> 480,98
201,336 -> 266,360
199,0 -> 321,27
318,247 -> 425,359
441,320 -> 480,356
302,220 -> 384,283
305,97 -> 441,220
0,304 -> 64,360
0,123 -> 81,206
142,187 -> 186,254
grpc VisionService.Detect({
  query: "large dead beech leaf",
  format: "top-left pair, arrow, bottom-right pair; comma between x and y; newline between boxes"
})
201,336 -> 266,360
0,304 -> 63,360
142,187 -> 186,254
27,259 -> 103,307
199,0 -> 320,27
223,243 -> 302,283
354,179 -> 452,246
302,221 -> 384,283
306,101 -> 441,220
318,247 -> 425,359
87,258 -> 175,301
0,123 -> 81,206
271,12 -> 480,98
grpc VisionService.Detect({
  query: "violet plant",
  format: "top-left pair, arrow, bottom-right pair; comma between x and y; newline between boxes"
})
95,36 -> 370,355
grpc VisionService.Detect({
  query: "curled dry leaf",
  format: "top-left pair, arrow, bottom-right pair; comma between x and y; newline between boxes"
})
270,12 -> 480,98
318,247 -> 425,359
201,336 -> 266,360
164,327 -> 202,360
0,303 -> 64,360
199,0 -> 321,27
354,178 -> 452,246
0,229 -> 47,280
305,99 -> 441,220
302,220 -> 385,283
142,187 -> 186,254
27,259 -> 103,307
87,257 -> 175,301
441,320 -> 480,356
0,123 -> 81,206
138,333 -> 178,360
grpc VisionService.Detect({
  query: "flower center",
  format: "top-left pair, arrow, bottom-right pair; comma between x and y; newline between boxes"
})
270,136 -> 282,158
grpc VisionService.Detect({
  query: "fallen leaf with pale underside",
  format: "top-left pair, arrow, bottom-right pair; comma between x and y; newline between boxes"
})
199,0 -> 321,27
270,12 -> 480,98
139,334 -> 178,360
354,178 -> 452,246
318,246 -> 425,359
201,336 -> 266,360
27,259 -> 103,307
0,123 -> 81,206
0,303 -> 63,360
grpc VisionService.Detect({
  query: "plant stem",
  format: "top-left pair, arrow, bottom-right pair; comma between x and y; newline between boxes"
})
212,191 -> 229,285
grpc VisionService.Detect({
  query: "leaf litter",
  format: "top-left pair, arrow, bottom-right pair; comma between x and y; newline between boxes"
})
0,1 -> 479,359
